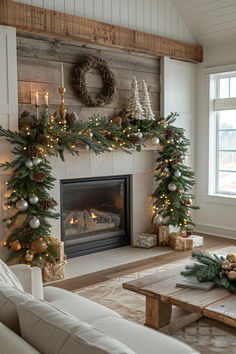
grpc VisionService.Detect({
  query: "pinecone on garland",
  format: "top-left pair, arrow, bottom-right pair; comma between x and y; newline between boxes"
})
27,145 -> 40,159
128,136 -> 140,145
33,170 -> 47,183
37,134 -> 48,146
39,199 -> 51,210
166,129 -> 174,138
105,133 -> 115,141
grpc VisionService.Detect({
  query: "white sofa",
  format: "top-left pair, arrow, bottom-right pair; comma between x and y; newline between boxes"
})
0,259 -> 199,354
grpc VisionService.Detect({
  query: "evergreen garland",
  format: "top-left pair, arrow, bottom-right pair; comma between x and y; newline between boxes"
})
0,110 -> 198,266
181,250 -> 236,293
152,113 -> 199,231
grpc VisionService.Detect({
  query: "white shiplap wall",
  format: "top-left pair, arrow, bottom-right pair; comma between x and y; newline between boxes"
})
14,0 -> 196,44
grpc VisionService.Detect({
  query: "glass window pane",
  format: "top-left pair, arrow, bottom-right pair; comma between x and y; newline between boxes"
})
219,151 -> 236,171
230,77 -> 236,97
219,110 -> 236,129
219,131 -> 236,150
219,78 -> 229,98
219,171 -> 236,193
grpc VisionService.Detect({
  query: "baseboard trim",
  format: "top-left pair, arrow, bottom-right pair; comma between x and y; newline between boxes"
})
195,223 -> 236,240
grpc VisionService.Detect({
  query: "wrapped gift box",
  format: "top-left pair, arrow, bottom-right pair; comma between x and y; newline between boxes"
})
189,235 -> 204,248
53,239 -> 65,262
42,256 -> 67,282
157,226 -> 170,246
169,233 -> 193,251
133,233 -> 157,248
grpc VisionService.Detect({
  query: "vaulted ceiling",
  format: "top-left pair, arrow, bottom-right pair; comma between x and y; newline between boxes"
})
171,0 -> 236,45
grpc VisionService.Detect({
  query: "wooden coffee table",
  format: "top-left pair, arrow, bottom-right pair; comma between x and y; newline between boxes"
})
123,266 -> 236,333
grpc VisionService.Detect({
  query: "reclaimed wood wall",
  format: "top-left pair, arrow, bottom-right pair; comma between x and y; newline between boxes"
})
17,32 -> 160,121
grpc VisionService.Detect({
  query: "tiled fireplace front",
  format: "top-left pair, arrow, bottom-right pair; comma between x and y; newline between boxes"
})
49,149 -> 155,258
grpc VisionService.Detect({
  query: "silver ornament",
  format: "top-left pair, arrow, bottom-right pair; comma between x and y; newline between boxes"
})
29,216 -> 40,229
71,112 -> 79,124
25,159 -> 33,169
168,182 -> 177,192
10,195 -> 18,203
33,157 -> 41,165
29,194 -> 39,205
85,144 -> 90,150
6,219 -> 12,226
16,199 -> 28,211
178,137 -> 183,143
154,215 -> 164,225
174,170 -> 181,178
136,132 -> 143,139
163,216 -> 170,225
152,137 -> 159,145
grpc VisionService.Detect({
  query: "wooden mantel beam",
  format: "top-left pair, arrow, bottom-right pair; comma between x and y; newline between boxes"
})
0,0 -> 203,63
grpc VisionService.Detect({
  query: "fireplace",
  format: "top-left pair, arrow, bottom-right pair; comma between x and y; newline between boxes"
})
60,175 -> 131,258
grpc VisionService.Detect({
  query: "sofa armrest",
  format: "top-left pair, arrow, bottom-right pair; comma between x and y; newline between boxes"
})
10,265 -> 44,300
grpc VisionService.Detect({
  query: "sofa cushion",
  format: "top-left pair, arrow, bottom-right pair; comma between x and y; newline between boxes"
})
0,258 -> 23,290
44,286 -> 122,324
18,299 -> 135,354
92,317 -> 199,354
0,282 -> 33,334
0,322 -> 40,354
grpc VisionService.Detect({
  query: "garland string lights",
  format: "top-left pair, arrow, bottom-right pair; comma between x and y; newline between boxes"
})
0,110 -> 198,266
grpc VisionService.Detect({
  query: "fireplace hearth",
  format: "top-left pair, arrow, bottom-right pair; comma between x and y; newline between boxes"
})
61,175 -> 131,258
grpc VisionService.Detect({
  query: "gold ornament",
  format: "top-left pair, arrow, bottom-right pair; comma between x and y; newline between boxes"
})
178,188 -> 183,193
227,271 -> 236,281
10,240 -> 22,251
159,119 -> 168,128
226,253 -> 236,263
31,238 -> 48,254
25,251 -> 34,262
221,260 -> 233,271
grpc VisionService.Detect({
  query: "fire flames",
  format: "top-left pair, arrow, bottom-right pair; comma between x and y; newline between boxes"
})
69,211 -> 98,225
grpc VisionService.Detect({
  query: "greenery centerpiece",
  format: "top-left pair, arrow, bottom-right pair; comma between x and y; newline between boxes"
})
181,250 -> 236,293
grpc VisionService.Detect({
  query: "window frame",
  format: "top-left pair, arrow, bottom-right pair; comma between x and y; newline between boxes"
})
210,72 -> 236,197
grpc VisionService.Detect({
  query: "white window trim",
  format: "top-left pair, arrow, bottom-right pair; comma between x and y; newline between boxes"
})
208,71 -> 236,198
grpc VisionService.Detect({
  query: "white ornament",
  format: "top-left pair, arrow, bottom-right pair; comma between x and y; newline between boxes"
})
85,144 -> 90,150
136,132 -> 143,139
6,219 -> 12,226
152,137 -> 159,145
140,80 -> 155,120
168,183 -> 177,192
154,215 -> 164,225
16,199 -> 28,211
29,216 -> 40,229
33,157 -> 41,165
10,195 -> 18,203
29,195 -> 39,205
178,137 -> 183,143
25,159 -> 33,169
126,77 -> 144,120
174,170 -> 181,178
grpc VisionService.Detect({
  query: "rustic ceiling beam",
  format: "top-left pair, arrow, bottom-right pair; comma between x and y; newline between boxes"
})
0,0 -> 203,63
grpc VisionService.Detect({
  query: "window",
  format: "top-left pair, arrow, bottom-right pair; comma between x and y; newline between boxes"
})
210,73 -> 236,196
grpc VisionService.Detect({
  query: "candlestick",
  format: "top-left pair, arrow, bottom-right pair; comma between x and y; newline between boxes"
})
35,91 -> 39,121
44,92 -> 49,107
60,64 -> 64,88
35,92 -> 39,105
59,88 -> 67,124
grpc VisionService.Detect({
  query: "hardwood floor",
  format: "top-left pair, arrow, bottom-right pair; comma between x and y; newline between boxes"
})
46,234 -> 236,292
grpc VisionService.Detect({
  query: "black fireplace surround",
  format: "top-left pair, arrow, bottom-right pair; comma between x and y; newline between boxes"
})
60,175 -> 131,258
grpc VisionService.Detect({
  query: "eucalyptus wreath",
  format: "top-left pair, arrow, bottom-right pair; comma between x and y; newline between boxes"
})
72,55 -> 116,107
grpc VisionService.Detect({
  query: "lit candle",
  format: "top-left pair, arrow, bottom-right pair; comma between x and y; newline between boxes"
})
44,92 -> 49,106
35,92 -> 39,105
60,63 -> 64,88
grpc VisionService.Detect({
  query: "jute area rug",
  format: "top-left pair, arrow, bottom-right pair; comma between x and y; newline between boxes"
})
75,246 -> 236,354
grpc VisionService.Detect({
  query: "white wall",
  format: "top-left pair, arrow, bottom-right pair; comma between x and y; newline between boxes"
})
196,40 -> 236,239
14,0 -> 196,44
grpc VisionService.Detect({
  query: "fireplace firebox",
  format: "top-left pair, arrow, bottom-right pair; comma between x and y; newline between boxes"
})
60,175 -> 131,258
